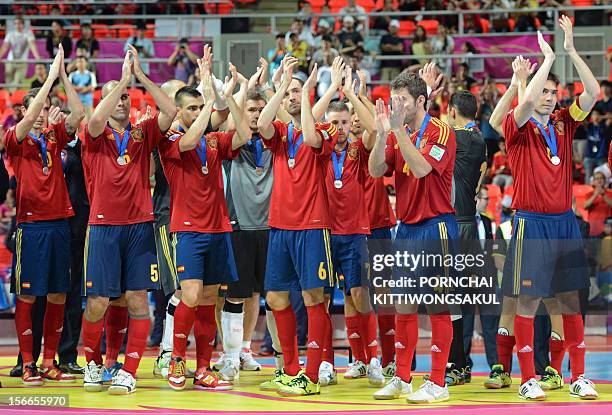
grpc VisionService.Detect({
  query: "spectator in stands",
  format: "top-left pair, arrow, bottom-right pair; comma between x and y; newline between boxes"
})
167,38 -> 198,84
460,41 -> 484,75
514,0 -> 538,32
478,83 -> 500,162
318,4 -> 336,31
29,63 -> 59,93
483,0 -> 513,32
46,20 -> 73,59
313,19 -> 337,49
538,0 -> 570,30
347,48 -> 372,89
584,172 -> 612,237
453,63 -> 477,91
1,104 -> 23,132
75,23 -> 100,60
339,0 -> 366,30
298,1 -> 313,27
583,109 -> 612,184
594,80 -> 612,116
124,22 -> 155,74
491,138 -> 513,190
431,24 -> 455,77
337,16 -> 364,51
398,0 -> 420,19
285,18 -> 315,48
407,26 -> 431,67
268,33 -> 287,80
379,20 -> 404,82
288,33 -> 310,74
311,35 -> 339,71
68,56 -> 97,118
0,189 -> 15,235
49,5 -> 71,29
0,16 -> 41,92
373,0 -> 399,31
500,194 -> 513,224
560,83 -> 576,108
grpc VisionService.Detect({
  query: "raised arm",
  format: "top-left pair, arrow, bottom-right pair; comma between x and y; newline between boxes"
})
356,70 -> 375,116
559,15 -> 600,111
88,51 -> 132,138
15,46 -> 63,141
179,59 -> 214,152
312,56 -> 344,121
513,32 -> 555,128
391,96 -> 432,179
197,45 -> 229,130
301,64 -> 322,148
223,66 -> 252,149
128,44 -> 176,133
259,57 -> 291,123
59,52 -> 85,136
257,56 -> 299,138
368,99 -> 391,178
342,67 -> 375,148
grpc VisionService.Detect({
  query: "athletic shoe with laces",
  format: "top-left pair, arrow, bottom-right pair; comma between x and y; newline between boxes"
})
518,378 -> 546,401
102,362 -> 123,383
344,360 -> 367,379
239,349 -> 261,371
569,376 -> 598,400
83,360 -> 104,392
108,369 -> 136,395
484,364 -> 512,389
193,369 -> 233,390
538,366 -> 563,391
407,380 -> 450,403
21,363 -> 43,386
259,369 -> 296,391
318,361 -> 337,386
212,353 -> 227,371
168,357 -> 187,391
219,358 -> 240,381
277,372 -> 320,396
367,357 -> 385,386
40,362 -> 76,383
382,361 -> 396,378
373,376 -> 412,400
462,366 -> 472,383
444,365 -> 465,386
154,350 -> 171,378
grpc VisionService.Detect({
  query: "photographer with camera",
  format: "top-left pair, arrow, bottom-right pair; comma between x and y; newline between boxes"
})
166,38 -> 198,84
123,22 -> 155,74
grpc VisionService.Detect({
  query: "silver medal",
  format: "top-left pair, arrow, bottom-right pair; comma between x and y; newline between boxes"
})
117,156 -> 126,166
288,159 -> 296,169
202,165 -> 209,175
551,156 -> 561,166
42,166 -> 50,176
255,167 -> 263,176
334,180 -> 343,189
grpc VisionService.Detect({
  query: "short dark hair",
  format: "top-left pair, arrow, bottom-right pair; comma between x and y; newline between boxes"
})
23,88 -> 42,108
77,55 -> 89,62
174,86 -> 202,107
246,90 -> 265,102
547,72 -> 560,86
51,20 -> 64,28
449,91 -> 478,120
14,16 -> 24,24
276,33 -> 285,40
327,100 -> 350,114
321,35 -> 332,43
390,72 -> 428,107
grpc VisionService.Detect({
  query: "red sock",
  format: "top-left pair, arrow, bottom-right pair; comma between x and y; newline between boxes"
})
15,299 -> 34,365
42,302 -> 65,367
562,314 -> 585,382
272,305 -> 300,376
358,311 -> 378,362
122,317 -> 150,376
82,315 -> 104,365
305,303 -> 327,382
345,315 -> 366,362
514,315 -> 536,384
496,333 -> 515,372
377,312 -> 395,366
395,313 -> 418,383
105,305 -> 128,367
323,310 -> 334,364
194,304 -> 216,370
429,313 -> 452,387
549,338 -> 565,375
172,301 -> 196,360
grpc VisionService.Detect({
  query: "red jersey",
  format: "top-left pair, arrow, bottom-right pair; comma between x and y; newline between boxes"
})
82,115 -> 162,225
263,120 -> 338,230
325,140 -> 370,235
384,116 -> 456,224
4,121 -> 74,224
584,188 -> 612,237
491,151 -> 510,176
364,174 -> 396,229
502,100 -> 588,214
159,129 -> 238,233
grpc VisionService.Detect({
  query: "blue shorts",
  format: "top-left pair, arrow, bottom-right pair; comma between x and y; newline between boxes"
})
83,222 -> 159,298
264,228 -> 333,292
394,214 -> 459,295
369,227 -> 393,240
173,232 -> 238,286
502,210 -> 589,298
11,220 -> 70,296
331,234 -> 368,293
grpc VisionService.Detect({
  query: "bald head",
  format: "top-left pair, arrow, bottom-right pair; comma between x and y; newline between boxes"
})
161,79 -> 187,104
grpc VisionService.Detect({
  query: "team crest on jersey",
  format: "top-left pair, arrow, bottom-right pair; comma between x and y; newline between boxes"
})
348,142 -> 359,160
27,138 -> 35,146
130,128 -> 144,142
45,129 -> 57,143
553,120 -> 564,134
419,136 -> 428,151
106,133 -> 115,141
206,136 -> 218,150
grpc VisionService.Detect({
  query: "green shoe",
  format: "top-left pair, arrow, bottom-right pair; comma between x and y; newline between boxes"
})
538,366 -> 563,391
484,364 -> 512,389
277,373 -> 321,396
259,369 -> 295,391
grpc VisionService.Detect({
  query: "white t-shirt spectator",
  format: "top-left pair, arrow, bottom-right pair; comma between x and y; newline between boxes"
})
4,30 -> 35,60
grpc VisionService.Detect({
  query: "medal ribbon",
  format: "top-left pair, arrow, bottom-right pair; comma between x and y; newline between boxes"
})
248,135 -> 263,168
465,121 -> 476,129
112,123 -> 131,158
531,117 -> 558,158
179,126 -> 207,170
407,113 -> 431,149
332,143 -> 347,182
287,122 -> 303,161
28,131 -> 48,169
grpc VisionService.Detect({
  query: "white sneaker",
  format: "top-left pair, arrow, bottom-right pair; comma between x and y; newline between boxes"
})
373,376 -> 412,400
219,359 -> 240,381
407,380 -> 449,403
212,353 -> 227,371
240,349 -> 262,371
368,358 -> 385,386
382,361 -> 396,378
319,361 -> 338,386
108,369 -> 136,395
518,378 -> 547,401
570,376 -> 598,400
84,361 -> 104,392
153,350 -> 171,378
344,360 -> 367,379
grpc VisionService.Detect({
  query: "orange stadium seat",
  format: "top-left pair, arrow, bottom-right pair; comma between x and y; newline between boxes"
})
0,90 -> 9,112
574,82 -> 584,95
10,90 -> 27,106
507,18 -> 516,32
573,184 -> 592,221
399,20 -> 416,36
486,183 -> 502,224
481,19 -> 490,33
92,24 -> 111,38
357,0 -> 377,12
93,89 -> 102,107
371,85 -> 390,104
1,108 -> 13,122
571,0 -> 593,5
495,83 -> 508,95
418,19 -> 439,35
112,24 -> 134,39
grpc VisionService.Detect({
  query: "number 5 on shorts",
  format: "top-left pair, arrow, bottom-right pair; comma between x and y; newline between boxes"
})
318,262 -> 327,280
150,264 -> 159,282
